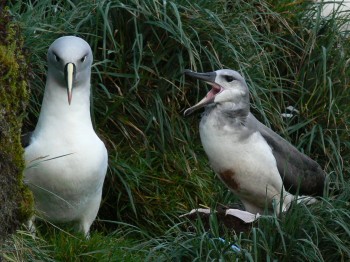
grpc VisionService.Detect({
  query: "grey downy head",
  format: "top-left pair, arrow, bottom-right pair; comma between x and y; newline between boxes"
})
183,69 -> 250,117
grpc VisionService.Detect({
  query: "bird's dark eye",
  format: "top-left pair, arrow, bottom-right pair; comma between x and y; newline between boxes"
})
225,75 -> 235,82
53,53 -> 60,62
80,55 -> 87,63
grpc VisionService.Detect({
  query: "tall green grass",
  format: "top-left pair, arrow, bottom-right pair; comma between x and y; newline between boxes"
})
3,0 -> 350,260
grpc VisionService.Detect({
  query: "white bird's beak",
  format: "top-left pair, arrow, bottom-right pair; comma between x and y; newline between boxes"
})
65,62 -> 76,105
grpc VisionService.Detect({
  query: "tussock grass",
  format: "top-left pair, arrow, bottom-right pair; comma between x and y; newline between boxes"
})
3,0 -> 350,260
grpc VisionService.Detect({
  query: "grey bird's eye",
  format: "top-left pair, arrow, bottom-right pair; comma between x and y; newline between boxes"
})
80,55 -> 87,63
225,75 -> 235,82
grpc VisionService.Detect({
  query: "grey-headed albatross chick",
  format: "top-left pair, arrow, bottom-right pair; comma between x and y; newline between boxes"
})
184,69 -> 325,215
24,36 -> 108,235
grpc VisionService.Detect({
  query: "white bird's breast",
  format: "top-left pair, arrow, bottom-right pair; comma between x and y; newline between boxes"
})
24,127 -> 108,222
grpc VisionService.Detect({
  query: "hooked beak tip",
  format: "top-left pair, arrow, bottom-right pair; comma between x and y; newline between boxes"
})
68,92 -> 72,105
183,69 -> 193,75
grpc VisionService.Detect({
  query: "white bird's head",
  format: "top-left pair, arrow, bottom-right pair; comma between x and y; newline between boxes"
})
47,36 -> 93,105
183,69 -> 250,116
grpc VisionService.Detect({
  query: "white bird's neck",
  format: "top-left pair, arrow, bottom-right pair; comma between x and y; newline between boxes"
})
34,74 -> 93,136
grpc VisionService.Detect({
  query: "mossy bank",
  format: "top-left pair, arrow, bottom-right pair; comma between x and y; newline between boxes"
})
0,5 -> 33,243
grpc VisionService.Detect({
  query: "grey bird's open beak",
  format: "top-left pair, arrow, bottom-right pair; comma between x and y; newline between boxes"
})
183,69 -> 219,116
64,62 -> 76,105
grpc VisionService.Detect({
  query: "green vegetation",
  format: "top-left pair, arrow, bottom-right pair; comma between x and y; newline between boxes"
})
2,0 -> 350,260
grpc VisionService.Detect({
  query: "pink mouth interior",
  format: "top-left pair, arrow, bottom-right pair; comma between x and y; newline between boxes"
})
205,83 -> 222,100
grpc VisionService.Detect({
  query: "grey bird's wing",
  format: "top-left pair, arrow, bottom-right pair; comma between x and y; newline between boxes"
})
249,113 -> 326,196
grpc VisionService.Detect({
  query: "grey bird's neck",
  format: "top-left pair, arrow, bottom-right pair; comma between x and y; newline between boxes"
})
202,96 -> 250,126
200,99 -> 257,143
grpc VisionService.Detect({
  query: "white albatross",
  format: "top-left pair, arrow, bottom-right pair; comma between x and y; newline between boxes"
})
184,69 -> 326,215
24,36 -> 108,235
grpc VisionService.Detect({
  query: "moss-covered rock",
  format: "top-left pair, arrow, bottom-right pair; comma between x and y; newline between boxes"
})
0,5 -> 33,243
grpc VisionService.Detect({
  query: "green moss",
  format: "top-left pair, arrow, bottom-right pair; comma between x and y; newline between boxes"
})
0,6 -> 33,243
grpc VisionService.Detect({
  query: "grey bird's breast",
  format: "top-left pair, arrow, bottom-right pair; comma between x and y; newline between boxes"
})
199,108 -> 282,198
